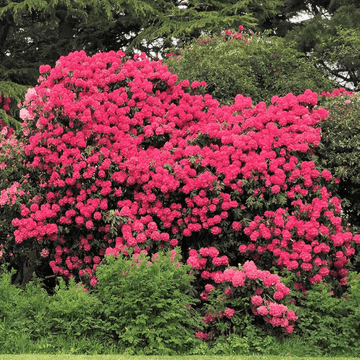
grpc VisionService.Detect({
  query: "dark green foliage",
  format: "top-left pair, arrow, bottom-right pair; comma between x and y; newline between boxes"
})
315,94 -> 360,231
259,0 -> 360,91
0,82 -> 29,130
164,30 -> 334,105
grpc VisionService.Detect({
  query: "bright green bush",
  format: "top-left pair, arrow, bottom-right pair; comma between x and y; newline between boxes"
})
91,248 -> 200,355
289,272 -> 360,356
1,261 -> 360,356
0,264 -> 113,354
0,266 -> 51,353
45,277 -> 107,345
164,29 -> 334,105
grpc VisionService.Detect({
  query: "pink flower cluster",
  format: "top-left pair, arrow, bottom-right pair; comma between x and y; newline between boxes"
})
0,95 -> 13,136
0,182 -> 25,208
167,26 -> 250,60
319,87 -> 357,99
192,256 -> 296,337
242,187 -> 356,287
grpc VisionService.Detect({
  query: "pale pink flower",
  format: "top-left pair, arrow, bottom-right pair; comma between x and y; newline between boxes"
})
40,249 -> 49,257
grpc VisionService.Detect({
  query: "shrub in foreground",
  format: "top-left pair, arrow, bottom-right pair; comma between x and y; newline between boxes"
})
1,263 -> 360,356
92,248 -> 200,355
0,249 -> 201,355
0,264 -> 109,354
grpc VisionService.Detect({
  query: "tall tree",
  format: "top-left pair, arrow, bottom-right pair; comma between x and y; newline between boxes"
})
0,0 -> 281,129
259,0 -> 360,91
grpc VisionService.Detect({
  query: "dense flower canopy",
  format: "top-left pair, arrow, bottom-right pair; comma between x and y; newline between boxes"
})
6,49 -> 360,335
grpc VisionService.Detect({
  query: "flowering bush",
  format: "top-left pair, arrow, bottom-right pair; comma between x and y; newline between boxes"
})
194,259 -> 297,341
7,49 -> 360,338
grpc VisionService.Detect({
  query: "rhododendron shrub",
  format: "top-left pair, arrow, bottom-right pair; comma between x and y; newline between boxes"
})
10,50 -> 359,308
193,259 -> 297,341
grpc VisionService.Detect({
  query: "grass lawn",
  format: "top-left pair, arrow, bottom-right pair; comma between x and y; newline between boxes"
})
0,356 -> 359,360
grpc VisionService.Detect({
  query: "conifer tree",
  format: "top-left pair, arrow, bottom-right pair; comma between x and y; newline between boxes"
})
259,0 -> 360,91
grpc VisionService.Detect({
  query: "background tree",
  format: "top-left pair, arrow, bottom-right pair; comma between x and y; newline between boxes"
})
259,0 -> 360,91
315,91 -> 360,231
164,28 -> 334,105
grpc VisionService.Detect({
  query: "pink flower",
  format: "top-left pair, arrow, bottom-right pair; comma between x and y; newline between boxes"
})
251,295 -> 263,306
224,308 -> 235,319
239,244 -> 247,253
285,325 -> 294,334
39,64 -> 51,74
75,216 -> 84,225
40,249 -> 49,257
319,267 -> 329,277
232,221 -> 242,231
269,302 -> 287,317
271,185 -> 281,194
257,306 -> 268,316
205,284 -> 215,293
211,226 -> 222,235
195,331 -> 210,341
224,287 -> 232,296
93,212 -> 101,220
273,291 -> 284,300
286,310 -> 297,321
321,169 -> 333,181
85,220 -> 94,229
208,247 -> 219,258
232,271 -> 245,287
169,239 -> 178,247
